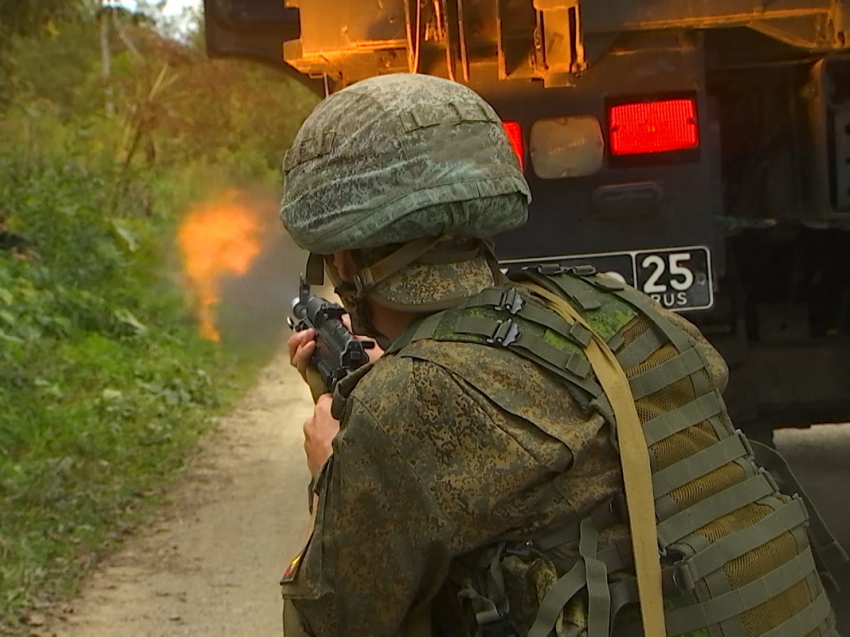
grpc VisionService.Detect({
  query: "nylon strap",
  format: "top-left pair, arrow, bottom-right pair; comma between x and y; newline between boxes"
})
608,582 -> 831,637
462,288 -> 594,348
416,244 -> 482,264
643,391 -> 724,447
607,332 -> 626,354
613,286 -> 693,353
608,578 -> 639,628
612,286 -> 711,397
356,236 -> 441,289
616,324 -> 666,370
597,542 -> 631,573
305,252 -> 326,286
666,547 -> 818,634
463,288 -> 545,324
759,591 -> 832,637
394,287 -> 594,355
458,587 -> 504,627
527,558 -> 587,637
452,316 -> 601,393
581,519 -> 611,637
528,518 -> 607,637
548,275 -> 603,311
676,497 -> 810,592
583,272 -> 627,291
535,523 -> 581,553
520,282 -> 666,637
629,347 -> 705,400
457,546 -> 515,630
652,431 -> 751,499
657,473 -> 776,548
751,440 -> 850,570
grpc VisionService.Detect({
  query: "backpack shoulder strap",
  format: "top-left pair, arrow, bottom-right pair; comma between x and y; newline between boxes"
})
519,280 -> 667,637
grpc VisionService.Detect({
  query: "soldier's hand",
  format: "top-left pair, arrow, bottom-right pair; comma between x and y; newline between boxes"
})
288,316 -> 385,387
303,394 -> 339,477
288,328 -> 316,383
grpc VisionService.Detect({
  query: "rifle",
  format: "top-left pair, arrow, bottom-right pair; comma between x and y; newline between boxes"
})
287,277 -> 375,401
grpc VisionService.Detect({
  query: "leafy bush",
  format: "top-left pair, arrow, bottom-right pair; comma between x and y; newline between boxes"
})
0,151 -> 252,619
0,6 -> 318,625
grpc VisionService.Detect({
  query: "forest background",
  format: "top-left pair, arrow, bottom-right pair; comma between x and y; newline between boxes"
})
0,1 -> 317,629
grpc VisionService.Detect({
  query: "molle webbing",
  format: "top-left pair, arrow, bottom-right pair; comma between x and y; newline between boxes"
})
388,270 -> 837,637
616,324 -> 666,370
656,473 -> 777,548
652,431 -> 753,499
642,392 -> 724,447
520,281 -> 667,637
666,547 -> 818,634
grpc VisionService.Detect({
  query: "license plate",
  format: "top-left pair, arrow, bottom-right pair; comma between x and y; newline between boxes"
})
501,246 -> 714,312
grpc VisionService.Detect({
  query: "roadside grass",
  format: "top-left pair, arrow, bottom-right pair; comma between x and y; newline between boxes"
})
0,152 -> 279,629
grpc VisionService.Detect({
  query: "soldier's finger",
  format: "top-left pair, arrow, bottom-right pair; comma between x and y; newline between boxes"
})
288,329 -> 315,365
293,340 -> 316,376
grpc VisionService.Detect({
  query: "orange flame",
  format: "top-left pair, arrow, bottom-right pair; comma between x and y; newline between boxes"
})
178,194 -> 263,342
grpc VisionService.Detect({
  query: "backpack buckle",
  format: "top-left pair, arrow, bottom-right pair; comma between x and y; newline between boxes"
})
672,558 -> 697,591
475,609 -> 521,637
566,264 -> 598,277
525,263 -> 564,276
495,289 -> 525,315
486,319 -> 520,347
504,540 -> 536,560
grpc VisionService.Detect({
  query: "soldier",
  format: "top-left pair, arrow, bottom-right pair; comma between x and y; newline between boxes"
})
281,74 -> 841,637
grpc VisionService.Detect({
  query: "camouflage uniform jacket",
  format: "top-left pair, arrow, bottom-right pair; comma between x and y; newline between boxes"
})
280,294 -> 730,636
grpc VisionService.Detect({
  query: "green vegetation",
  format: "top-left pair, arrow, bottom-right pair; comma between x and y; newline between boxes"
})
0,3 -> 317,627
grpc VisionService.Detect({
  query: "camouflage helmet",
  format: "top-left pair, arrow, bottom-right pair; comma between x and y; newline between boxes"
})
279,73 -> 531,310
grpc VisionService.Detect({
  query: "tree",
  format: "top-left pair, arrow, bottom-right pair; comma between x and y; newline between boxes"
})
0,0 -> 89,102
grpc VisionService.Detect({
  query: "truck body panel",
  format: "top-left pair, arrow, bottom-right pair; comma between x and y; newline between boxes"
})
203,0 -> 850,437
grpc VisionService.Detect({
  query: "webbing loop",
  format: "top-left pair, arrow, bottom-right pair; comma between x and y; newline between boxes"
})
652,430 -> 752,500
759,591 -> 832,637
628,347 -> 705,400
673,496 -> 810,592
581,519 -> 611,637
656,472 -> 776,548
751,440 -> 850,576
665,547 -> 818,634
458,546 -> 521,637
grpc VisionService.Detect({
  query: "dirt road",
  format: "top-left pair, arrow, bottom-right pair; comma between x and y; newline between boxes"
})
48,349 -> 850,636
53,352 -> 313,637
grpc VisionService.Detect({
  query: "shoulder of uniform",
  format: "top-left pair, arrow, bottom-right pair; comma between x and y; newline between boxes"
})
344,350 -> 465,418
331,348 -> 468,424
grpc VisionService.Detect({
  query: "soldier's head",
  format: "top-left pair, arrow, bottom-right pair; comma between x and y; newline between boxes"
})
279,73 -> 531,344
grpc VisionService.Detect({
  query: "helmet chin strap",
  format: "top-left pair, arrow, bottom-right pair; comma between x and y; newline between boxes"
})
304,252 -> 326,286
304,235 -> 498,347
320,255 -> 390,347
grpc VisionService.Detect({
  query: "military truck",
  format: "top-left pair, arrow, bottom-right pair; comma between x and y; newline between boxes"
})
203,0 -> 850,442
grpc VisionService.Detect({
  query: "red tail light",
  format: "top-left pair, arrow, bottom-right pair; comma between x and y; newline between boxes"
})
608,99 -> 699,156
502,121 -> 525,170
